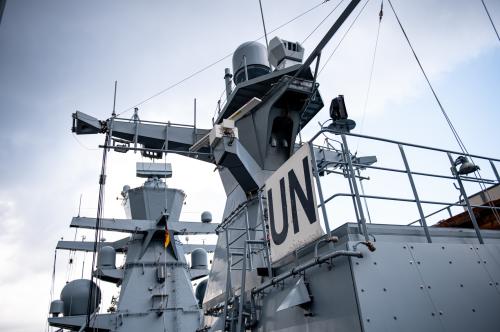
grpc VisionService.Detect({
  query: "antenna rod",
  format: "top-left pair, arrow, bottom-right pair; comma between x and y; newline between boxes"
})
258,0 -> 271,66
112,80 -> 118,117
193,98 -> 197,143
78,194 -> 82,217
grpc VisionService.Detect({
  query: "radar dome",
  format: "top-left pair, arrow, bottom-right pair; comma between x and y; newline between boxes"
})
49,300 -> 64,317
97,246 -> 116,269
201,211 -> 212,223
60,279 -> 101,316
232,41 -> 271,84
191,248 -> 208,270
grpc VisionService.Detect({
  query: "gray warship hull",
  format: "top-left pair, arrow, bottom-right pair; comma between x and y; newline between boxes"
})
249,223 -> 500,332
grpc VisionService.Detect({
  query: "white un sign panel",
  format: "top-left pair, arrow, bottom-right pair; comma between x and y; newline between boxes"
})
265,144 -> 324,263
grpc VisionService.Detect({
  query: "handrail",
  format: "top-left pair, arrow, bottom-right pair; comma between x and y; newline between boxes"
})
322,160 -> 497,185
321,192 -> 500,212
308,128 -> 500,245
114,117 -> 199,128
408,204 -> 453,226
309,129 -> 500,163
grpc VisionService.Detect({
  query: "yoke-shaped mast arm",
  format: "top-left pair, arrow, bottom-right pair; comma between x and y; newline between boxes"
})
72,111 -> 213,162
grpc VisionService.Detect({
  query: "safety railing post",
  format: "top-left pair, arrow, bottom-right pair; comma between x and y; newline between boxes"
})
347,168 -> 363,234
237,241 -> 248,332
340,134 -> 370,242
222,228 -> 232,328
490,160 -> 500,183
308,142 -> 331,235
399,144 -> 432,243
448,153 -> 484,244
244,207 -> 252,271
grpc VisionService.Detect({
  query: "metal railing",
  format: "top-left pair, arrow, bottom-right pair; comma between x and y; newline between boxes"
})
309,129 -> 500,245
217,192 -> 273,331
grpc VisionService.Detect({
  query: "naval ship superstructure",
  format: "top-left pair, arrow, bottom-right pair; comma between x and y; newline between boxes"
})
48,161 -> 218,331
48,1 -> 500,331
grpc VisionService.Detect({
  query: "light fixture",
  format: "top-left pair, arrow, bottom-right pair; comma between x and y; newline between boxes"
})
328,95 -> 356,132
454,156 -> 480,175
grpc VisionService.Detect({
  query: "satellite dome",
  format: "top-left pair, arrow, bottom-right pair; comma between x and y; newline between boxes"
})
49,299 -> 64,317
60,279 -> 101,316
232,41 -> 271,84
201,211 -> 212,223
191,248 -> 208,270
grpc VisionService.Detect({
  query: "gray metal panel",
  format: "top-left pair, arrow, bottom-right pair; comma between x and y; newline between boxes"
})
257,244 -> 362,332
344,222 -> 500,244
409,243 -> 500,331
351,240 -> 500,332
48,313 -> 115,331
351,242 -> 443,332
57,240 -> 112,252
169,221 -> 218,234
276,277 -> 311,311
475,244 -> 500,293
71,216 -> 154,232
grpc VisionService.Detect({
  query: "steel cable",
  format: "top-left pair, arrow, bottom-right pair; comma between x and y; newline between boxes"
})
481,0 -> 500,43
116,0 -> 333,117
318,0 -> 371,76
387,0 -> 500,225
355,0 -> 383,153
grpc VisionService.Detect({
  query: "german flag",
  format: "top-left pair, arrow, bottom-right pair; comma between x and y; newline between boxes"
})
164,223 -> 170,248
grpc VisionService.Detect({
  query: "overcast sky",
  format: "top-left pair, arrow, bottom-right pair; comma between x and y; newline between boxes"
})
0,0 -> 499,330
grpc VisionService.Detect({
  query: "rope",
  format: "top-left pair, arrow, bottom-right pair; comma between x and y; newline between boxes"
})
355,0 -> 383,153
480,0 -> 500,43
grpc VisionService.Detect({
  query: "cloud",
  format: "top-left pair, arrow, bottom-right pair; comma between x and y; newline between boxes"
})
0,0 -> 499,330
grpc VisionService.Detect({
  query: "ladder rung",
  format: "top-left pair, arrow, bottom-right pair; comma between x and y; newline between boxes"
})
228,232 -> 247,246
231,257 -> 244,266
227,227 -> 247,231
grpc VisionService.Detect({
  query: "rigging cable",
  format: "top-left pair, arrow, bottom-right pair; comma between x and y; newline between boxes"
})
46,249 -> 58,332
318,0 -> 371,76
355,0 -> 383,153
65,228 -> 79,282
116,0 -> 332,117
354,1 -> 384,225
85,131 -> 111,329
480,0 -> 500,43
387,0 -> 500,225
387,0 -> 469,155
72,132 -> 98,151
302,0 -> 345,44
